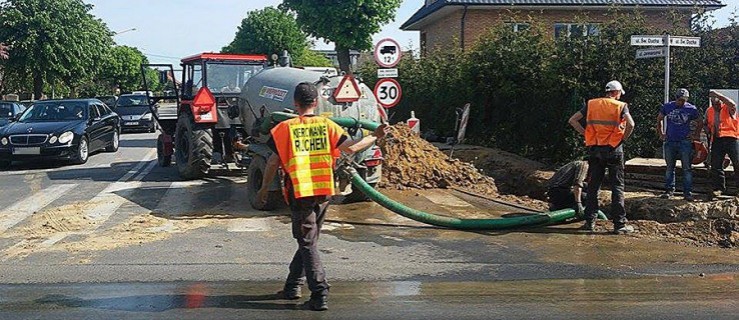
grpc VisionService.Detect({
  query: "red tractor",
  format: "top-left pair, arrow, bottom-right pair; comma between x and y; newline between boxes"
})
142,53 -> 268,179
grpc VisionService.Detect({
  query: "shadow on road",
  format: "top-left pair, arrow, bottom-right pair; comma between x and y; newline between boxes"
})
36,293 -> 302,312
116,176 -> 288,220
43,161 -> 149,182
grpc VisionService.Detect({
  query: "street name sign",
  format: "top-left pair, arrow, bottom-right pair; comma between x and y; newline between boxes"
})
668,36 -> 701,47
636,48 -> 666,59
631,35 -> 665,46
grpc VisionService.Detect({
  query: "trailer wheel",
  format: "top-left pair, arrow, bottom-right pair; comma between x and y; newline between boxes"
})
247,155 -> 283,211
343,166 -> 380,203
157,138 -> 172,167
175,114 -> 212,179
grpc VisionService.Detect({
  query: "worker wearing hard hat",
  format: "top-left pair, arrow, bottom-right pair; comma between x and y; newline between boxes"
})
656,88 -> 701,201
568,80 -> 635,234
256,82 -> 387,311
704,90 -> 738,199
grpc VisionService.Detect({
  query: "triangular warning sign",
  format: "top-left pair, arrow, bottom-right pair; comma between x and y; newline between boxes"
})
193,87 -> 216,107
333,75 -> 362,103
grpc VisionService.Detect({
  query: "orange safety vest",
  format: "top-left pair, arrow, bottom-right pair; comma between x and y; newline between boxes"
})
270,116 -> 345,199
705,103 -> 739,140
584,98 -> 627,148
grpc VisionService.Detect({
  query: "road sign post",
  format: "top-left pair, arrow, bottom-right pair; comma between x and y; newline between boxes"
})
631,34 -> 700,103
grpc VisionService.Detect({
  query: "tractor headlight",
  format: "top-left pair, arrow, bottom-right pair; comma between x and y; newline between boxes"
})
49,135 -> 58,144
142,112 -> 153,120
1,137 -> 7,146
58,131 -> 74,144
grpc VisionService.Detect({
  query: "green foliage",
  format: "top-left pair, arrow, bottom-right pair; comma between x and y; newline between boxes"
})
0,0 -> 113,98
223,7 -> 310,62
79,45 -> 159,97
359,10 -> 739,164
293,50 -> 333,67
281,0 -> 401,73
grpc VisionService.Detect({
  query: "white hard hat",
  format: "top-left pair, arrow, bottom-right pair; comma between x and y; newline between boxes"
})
605,80 -> 625,95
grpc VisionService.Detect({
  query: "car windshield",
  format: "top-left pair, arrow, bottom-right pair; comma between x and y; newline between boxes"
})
206,62 -> 263,94
0,103 -> 13,118
116,95 -> 149,107
97,96 -> 117,106
18,102 -> 87,122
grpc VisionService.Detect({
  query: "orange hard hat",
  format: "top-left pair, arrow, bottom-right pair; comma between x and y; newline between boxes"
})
692,141 -> 708,165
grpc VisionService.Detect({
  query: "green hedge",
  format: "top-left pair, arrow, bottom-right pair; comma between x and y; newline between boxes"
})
359,10 -> 739,164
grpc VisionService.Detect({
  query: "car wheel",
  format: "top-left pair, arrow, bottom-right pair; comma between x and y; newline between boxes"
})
0,160 -> 10,170
71,136 -> 89,165
105,130 -> 120,152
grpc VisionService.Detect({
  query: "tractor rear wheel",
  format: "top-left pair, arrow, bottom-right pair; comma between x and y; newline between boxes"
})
175,114 -> 212,179
247,155 -> 283,211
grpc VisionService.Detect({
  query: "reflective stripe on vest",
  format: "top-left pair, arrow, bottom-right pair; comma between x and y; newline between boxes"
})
584,98 -> 626,148
705,104 -> 739,140
271,116 -> 342,199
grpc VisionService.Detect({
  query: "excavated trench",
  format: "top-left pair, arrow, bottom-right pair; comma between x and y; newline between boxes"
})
377,124 -> 738,248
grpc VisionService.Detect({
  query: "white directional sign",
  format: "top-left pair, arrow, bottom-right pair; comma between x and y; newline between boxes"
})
668,36 -> 701,47
377,68 -> 399,78
374,78 -> 402,108
631,35 -> 665,46
374,38 -> 402,68
636,47 -> 666,59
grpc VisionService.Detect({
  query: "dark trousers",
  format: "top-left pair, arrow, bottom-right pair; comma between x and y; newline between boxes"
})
710,137 -> 739,193
547,187 -> 587,211
285,195 -> 330,298
585,149 -> 627,227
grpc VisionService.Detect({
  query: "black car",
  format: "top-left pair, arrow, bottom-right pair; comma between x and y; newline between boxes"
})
0,101 -> 26,128
113,94 -> 157,133
0,99 -> 120,168
96,95 -> 118,108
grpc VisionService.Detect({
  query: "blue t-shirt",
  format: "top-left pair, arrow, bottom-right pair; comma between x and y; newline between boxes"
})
661,101 -> 699,141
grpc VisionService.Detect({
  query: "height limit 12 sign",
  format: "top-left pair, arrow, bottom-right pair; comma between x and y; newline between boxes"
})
374,78 -> 402,108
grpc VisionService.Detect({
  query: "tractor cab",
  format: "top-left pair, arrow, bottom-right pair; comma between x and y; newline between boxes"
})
140,53 -> 268,178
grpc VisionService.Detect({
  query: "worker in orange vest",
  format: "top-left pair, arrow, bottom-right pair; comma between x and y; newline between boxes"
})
704,90 -> 738,199
257,82 -> 387,311
568,80 -> 635,234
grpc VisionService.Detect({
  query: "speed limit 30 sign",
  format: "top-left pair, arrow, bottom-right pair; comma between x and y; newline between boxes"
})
374,78 -> 402,108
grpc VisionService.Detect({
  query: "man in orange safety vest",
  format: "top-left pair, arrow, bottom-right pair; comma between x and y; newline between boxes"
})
257,82 -> 387,311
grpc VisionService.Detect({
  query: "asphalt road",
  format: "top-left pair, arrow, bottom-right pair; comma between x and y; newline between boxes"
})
0,132 -> 737,319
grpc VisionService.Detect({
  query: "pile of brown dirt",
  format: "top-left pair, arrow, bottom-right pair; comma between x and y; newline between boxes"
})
631,219 -> 739,248
448,147 -> 553,200
377,124 -> 498,196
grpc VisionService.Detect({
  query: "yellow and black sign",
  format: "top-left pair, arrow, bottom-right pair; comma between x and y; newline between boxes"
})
289,123 -> 330,154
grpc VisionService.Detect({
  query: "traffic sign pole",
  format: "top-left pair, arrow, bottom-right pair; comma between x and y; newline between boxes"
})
664,34 -> 670,103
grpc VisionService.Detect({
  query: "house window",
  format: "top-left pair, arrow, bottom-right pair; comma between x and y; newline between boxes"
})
420,32 -> 427,55
554,23 -> 600,38
506,23 -> 530,32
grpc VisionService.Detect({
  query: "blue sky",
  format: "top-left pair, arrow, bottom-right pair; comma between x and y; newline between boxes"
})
86,0 -> 737,65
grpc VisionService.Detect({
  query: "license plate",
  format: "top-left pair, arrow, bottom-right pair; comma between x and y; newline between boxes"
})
13,147 -> 41,155
125,121 -> 139,126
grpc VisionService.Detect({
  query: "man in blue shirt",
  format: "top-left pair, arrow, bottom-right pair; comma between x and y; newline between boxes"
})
656,88 -> 701,200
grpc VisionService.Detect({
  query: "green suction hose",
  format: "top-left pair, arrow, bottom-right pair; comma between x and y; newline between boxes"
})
264,112 -> 607,229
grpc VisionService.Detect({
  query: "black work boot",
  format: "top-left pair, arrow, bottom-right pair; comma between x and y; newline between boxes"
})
306,295 -> 328,311
277,286 -> 302,300
580,220 -> 595,232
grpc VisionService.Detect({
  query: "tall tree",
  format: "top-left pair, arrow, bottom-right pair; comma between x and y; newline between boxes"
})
223,7 -> 315,65
0,0 -> 113,99
0,43 -> 8,92
280,0 -> 401,74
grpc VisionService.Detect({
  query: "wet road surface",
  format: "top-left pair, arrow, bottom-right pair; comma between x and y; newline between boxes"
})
1,278 -> 736,319
0,132 -> 737,318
